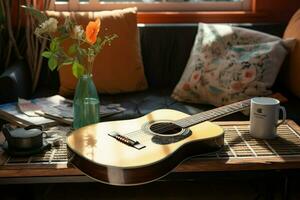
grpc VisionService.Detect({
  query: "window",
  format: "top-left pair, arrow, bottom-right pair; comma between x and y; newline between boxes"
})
51,0 -> 252,12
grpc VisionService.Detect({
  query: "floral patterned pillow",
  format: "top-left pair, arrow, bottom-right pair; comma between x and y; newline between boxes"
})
172,23 -> 292,106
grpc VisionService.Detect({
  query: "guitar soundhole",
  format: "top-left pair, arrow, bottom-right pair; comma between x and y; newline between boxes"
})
149,122 -> 182,136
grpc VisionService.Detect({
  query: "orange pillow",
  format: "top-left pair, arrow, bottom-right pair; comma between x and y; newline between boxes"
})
283,9 -> 300,97
47,8 -> 148,97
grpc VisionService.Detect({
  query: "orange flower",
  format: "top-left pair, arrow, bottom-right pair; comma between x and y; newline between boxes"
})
85,18 -> 101,45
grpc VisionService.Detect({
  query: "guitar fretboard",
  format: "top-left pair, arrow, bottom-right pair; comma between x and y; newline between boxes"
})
175,99 -> 251,128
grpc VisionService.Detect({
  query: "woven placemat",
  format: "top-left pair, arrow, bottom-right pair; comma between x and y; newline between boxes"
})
200,124 -> 300,159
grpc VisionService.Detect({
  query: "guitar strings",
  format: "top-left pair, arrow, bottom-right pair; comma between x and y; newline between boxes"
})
150,111 -> 218,134
122,122 -> 184,138
123,110 -> 229,137
124,123 -> 185,140
137,103 -> 249,134
122,124 -> 180,143
123,102 -> 250,139
149,123 -> 177,133
122,117 -> 247,144
123,129 -> 152,144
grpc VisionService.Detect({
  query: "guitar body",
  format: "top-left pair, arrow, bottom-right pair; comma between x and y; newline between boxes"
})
67,109 -> 224,185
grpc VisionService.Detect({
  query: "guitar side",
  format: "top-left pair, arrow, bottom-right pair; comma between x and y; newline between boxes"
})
67,109 -> 224,185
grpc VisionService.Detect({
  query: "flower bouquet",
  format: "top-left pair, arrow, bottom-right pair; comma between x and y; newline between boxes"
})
24,6 -> 118,128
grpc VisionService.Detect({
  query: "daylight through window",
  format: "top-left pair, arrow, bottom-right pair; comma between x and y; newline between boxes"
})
51,0 -> 252,12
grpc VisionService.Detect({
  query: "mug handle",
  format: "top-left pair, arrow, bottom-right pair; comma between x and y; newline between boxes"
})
277,106 -> 286,126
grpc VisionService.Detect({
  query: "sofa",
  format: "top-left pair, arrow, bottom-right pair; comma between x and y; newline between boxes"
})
0,23 -> 299,125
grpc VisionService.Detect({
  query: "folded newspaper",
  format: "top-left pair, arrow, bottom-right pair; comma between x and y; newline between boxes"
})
0,95 -> 125,127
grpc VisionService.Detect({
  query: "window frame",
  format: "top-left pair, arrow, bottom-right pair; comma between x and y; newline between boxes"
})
50,0 -> 252,12
48,0 -> 300,24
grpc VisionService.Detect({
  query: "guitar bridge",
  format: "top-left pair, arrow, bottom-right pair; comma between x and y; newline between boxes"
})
108,132 -> 145,150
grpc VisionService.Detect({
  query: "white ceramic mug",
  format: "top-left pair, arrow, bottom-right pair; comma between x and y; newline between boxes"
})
250,97 -> 286,139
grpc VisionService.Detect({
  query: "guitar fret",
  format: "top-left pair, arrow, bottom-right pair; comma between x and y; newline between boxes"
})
211,110 -> 224,115
199,112 -> 215,119
176,99 -> 251,128
185,118 -> 196,124
196,116 -> 210,122
200,110 -> 221,119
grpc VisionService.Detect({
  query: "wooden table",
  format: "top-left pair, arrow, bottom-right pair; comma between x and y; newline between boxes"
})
1,120 -> 300,184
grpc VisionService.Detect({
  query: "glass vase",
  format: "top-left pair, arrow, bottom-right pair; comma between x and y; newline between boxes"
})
73,74 -> 100,129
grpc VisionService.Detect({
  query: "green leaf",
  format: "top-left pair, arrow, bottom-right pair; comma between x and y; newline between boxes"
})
41,51 -> 52,58
48,56 -> 58,71
62,60 -> 73,66
68,44 -> 77,55
72,61 -> 84,78
50,39 -> 59,52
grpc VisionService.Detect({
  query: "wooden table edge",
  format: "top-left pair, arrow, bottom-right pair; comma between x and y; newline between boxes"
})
0,120 -> 300,178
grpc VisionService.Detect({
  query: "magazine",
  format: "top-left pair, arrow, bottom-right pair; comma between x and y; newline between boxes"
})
0,95 -> 125,127
0,102 -> 57,127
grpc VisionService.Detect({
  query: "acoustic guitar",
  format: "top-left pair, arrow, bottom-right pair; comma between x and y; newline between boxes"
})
67,99 -> 250,185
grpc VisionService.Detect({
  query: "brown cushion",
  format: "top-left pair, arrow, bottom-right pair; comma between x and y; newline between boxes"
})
283,9 -> 300,97
46,8 -> 148,97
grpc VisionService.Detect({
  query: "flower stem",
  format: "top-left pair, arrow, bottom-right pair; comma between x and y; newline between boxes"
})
87,55 -> 94,75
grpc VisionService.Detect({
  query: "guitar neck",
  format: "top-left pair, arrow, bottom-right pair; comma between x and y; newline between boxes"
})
175,99 -> 251,128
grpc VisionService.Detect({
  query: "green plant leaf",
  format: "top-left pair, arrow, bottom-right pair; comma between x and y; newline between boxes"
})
62,60 -> 73,66
42,51 -> 52,58
48,56 -> 58,71
50,39 -> 59,52
72,61 -> 84,78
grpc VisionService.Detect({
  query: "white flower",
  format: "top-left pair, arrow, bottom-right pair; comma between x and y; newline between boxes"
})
35,17 -> 58,36
72,25 -> 84,40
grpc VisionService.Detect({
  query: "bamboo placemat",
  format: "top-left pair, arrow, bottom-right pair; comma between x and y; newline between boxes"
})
200,123 -> 300,159
0,126 -> 70,166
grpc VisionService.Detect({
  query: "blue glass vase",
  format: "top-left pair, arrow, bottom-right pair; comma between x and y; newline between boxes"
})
73,74 -> 100,129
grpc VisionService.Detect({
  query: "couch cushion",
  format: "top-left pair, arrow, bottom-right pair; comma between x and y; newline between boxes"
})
46,8 -> 148,97
140,24 -> 198,89
283,9 -> 300,98
35,23 -> 287,92
27,23 -> 299,123
172,23 -> 291,107
98,88 -> 249,122
98,89 -> 300,123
